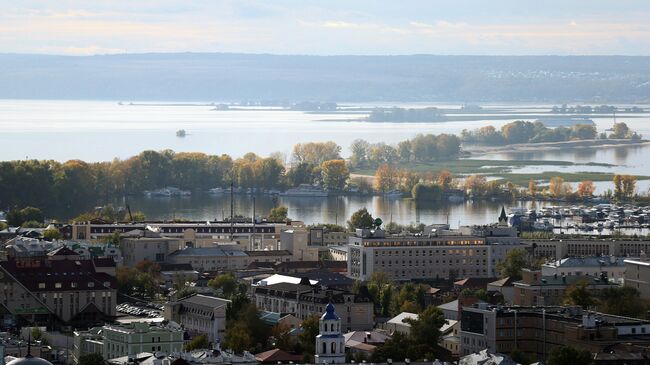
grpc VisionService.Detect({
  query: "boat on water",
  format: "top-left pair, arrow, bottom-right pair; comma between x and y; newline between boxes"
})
383,190 -> 403,198
144,187 -> 191,197
280,184 -> 329,197
208,187 -> 226,194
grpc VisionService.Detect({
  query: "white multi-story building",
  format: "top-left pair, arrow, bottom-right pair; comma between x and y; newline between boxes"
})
347,224 -> 523,281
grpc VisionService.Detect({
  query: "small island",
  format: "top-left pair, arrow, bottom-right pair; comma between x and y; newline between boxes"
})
176,129 -> 186,138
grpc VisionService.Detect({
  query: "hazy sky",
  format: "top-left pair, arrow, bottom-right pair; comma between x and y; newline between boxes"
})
3,0 -> 650,56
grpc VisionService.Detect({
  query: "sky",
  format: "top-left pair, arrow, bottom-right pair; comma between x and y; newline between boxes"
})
2,0 -> 650,56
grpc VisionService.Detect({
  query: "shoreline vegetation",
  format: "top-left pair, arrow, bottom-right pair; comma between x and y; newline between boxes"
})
0,118 -> 647,220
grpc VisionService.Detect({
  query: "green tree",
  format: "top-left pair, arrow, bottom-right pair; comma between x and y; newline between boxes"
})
347,208 -> 374,231
610,122 -> 631,139
598,286 -> 647,317
43,228 -> 62,241
78,353 -> 104,365
496,248 -> 527,280
184,334 -> 209,351
268,206 -> 289,222
224,322 -> 252,353
563,281 -> 598,308
320,159 -> 349,190
349,139 -> 370,168
292,142 -> 342,165
411,183 -> 443,202
547,345 -> 594,365
286,162 -> 316,187
208,273 -> 239,297
297,315 -> 320,356
405,305 -> 446,350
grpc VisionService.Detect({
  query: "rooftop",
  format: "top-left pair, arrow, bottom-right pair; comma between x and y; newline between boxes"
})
168,247 -> 248,257
175,294 -> 231,308
387,312 -> 418,326
545,256 -> 628,268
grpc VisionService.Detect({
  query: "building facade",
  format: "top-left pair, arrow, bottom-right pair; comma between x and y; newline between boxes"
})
513,269 -> 617,307
0,249 -> 116,328
164,294 -> 230,343
624,258 -> 650,299
347,225 -> 522,281
73,322 -> 184,364
460,304 -> 650,361
253,281 -> 373,331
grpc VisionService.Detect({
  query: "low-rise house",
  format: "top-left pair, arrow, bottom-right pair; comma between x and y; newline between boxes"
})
385,312 -> 418,335
438,300 -> 459,321
343,330 -> 390,356
487,277 -> 516,305
255,349 -> 303,364
440,320 -> 460,360
164,294 -> 230,343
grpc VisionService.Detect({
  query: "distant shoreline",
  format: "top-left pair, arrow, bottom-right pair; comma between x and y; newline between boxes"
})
464,138 -> 650,156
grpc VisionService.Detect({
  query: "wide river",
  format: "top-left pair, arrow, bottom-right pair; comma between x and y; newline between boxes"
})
3,99 -> 650,226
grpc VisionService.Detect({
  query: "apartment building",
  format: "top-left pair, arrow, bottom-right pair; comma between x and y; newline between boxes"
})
513,269 -> 617,306
73,322 -> 184,363
0,247 -> 116,327
347,224 -> 523,281
253,281 -> 374,331
164,294 -> 230,343
460,304 -> 650,361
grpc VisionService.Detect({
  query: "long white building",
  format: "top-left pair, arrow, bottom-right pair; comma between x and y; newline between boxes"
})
347,224 -> 523,281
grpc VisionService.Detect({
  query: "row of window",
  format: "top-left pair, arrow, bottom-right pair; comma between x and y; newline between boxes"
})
38,281 -> 111,289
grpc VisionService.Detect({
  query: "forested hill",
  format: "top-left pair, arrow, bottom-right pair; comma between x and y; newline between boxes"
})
0,53 -> 649,102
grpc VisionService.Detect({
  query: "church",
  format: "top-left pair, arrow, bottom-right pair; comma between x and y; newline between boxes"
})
315,303 -> 346,364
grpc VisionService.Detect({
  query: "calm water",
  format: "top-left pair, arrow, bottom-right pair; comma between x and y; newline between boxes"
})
116,193 -> 534,228
4,99 -> 650,224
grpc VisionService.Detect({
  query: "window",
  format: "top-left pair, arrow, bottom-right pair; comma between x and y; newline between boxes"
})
71,282 -> 78,288
38,283 -> 45,289
88,282 -> 95,288
55,283 -> 62,288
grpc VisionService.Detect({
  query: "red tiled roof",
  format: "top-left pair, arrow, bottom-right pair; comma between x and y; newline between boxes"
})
255,349 -> 303,363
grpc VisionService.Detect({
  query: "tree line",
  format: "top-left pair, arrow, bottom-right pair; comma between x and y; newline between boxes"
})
461,121 -> 640,145
349,133 -> 461,169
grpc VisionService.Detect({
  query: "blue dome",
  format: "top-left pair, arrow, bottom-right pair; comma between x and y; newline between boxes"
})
321,303 -> 339,320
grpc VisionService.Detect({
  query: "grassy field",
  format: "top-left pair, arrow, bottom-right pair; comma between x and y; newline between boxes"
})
350,159 -> 648,186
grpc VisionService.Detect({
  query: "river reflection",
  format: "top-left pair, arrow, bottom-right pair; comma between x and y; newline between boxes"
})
116,193 -> 542,227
